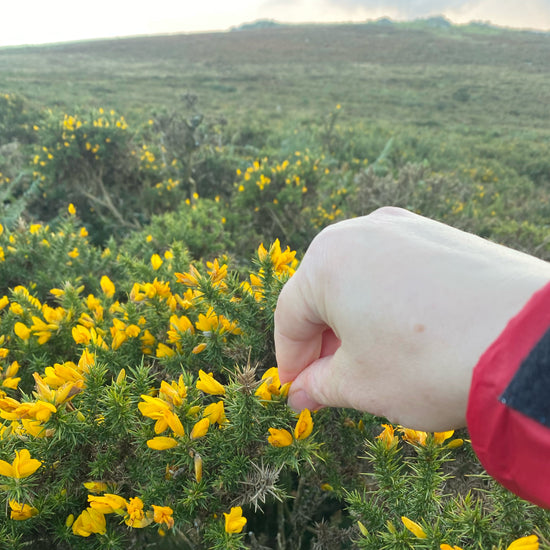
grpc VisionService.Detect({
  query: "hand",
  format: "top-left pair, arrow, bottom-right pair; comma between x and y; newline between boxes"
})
274,207 -> 550,430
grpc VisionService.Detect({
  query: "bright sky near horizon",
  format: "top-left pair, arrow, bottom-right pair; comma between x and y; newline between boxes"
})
1,0 -> 550,47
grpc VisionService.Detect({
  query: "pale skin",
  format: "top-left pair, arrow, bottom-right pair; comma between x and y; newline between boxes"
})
274,207 -> 550,431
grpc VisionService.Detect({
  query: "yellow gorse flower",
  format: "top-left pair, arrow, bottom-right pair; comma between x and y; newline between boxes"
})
433,430 -> 455,445
268,408 -> 313,447
9,500 -> 38,520
100,275 -> 115,298
440,535 -> 539,550
376,424 -> 399,449
33,372 -> 80,406
507,535 -> 539,550
399,427 -> 428,446
203,400 -> 226,425
0,448 -> 42,479
196,370 -> 225,395
88,493 -> 127,514
14,321 -> 31,341
156,342 -> 175,358
175,264 -> 201,287
194,452 -> 203,482
167,314 -> 194,344
147,436 -> 178,450
255,367 -> 290,401
152,505 -> 174,529
294,408 -> 314,440
268,427 -> 293,447
258,239 -> 297,276
195,307 -> 241,335
402,516 -> 427,539
206,258 -> 228,286
72,507 -> 107,536
190,418 -> 210,439
151,254 -> 163,270
241,272 -> 264,302
138,395 -> 185,436
125,496 -> 153,528
83,481 -> 109,494
159,376 -> 187,407
398,426 -> 461,448
224,506 -> 247,534
192,342 -> 207,354
41,361 -> 85,390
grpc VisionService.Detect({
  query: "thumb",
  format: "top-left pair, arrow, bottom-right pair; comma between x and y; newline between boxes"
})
286,348 -> 354,412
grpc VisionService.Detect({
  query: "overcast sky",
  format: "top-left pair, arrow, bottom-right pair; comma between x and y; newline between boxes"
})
1,0 -> 549,47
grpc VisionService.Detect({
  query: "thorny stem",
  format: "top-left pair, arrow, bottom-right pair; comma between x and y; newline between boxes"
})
81,169 -> 141,230
266,206 -> 291,243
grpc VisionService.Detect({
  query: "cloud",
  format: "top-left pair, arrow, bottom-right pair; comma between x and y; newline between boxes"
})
261,0 -> 477,18
324,0 -> 476,18
445,0 -> 550,28
258,0 -> 479,25
259,0 -> 550,29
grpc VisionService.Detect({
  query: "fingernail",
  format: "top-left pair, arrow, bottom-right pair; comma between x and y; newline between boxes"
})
288,389 -> 321,412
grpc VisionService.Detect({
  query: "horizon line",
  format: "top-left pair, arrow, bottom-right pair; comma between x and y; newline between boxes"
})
1,15 -> 548,50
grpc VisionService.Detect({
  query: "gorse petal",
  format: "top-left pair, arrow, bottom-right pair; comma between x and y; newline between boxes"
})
401,516 -> 427,539
196,370 -> 225,395
294,408 -> 313,440
203,400 -> 226,425
268,427 -> 293,447
433,430 -> 454,445
190,418 -> 209,439
377,423 -> 398,449
507,535 -> 539,550
147,436 -> 178,450
0,459 -> 15,477
399,427 -> 427,446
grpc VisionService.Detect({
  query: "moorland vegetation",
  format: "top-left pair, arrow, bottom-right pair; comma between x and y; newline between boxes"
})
0,19 -> 549,549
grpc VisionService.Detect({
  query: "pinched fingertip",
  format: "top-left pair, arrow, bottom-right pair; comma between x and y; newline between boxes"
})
287,388 -> 324,413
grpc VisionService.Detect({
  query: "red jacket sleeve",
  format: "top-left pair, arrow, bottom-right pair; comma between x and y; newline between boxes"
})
467,280 -> 550,508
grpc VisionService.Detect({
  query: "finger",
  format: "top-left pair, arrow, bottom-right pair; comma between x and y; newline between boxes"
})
282,330 -> 341,409
274,270 -> 327,384
286,351 -> 349,412
286,345 -> 388,417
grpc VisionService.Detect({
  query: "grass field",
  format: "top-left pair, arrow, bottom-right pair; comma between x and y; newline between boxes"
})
2,20 -> 550,255
2,21 -> 550,133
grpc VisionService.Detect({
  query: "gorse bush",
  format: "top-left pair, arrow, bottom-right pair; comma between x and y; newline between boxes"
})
30,109 -> 159,242
0,217 -> 314,549
0,212 -> 549,550
229,150 -> 352,252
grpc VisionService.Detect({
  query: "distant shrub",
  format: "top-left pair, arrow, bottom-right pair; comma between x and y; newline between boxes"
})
229,151 -> 348,253
0,93 -> 40,146
29,109 -> 195,244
